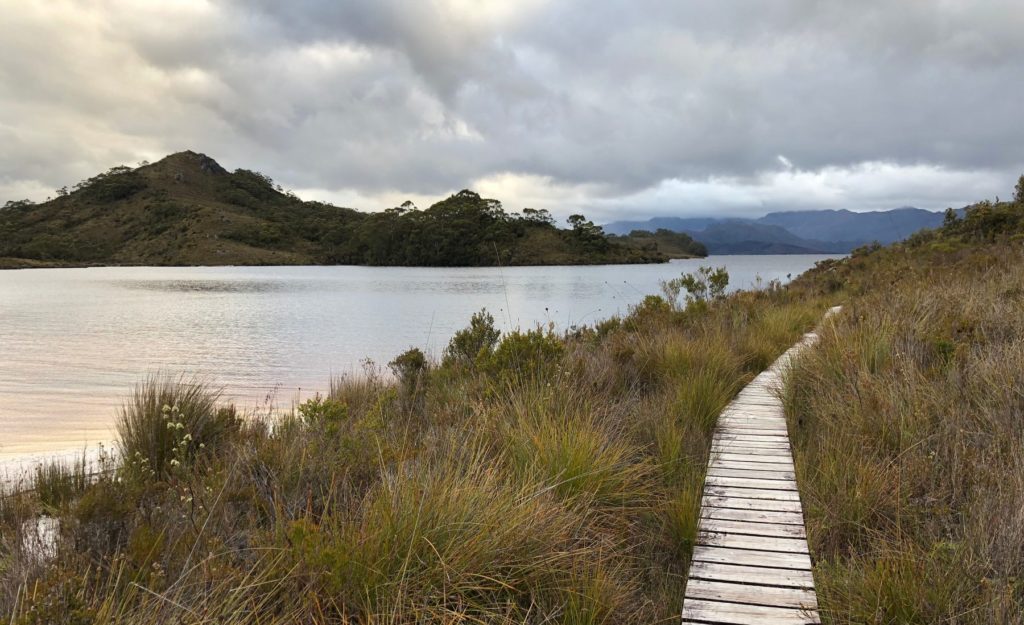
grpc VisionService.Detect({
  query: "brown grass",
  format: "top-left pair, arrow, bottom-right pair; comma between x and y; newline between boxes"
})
0,271 -> 824,624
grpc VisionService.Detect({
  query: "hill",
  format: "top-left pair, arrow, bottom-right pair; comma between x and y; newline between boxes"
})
603,206 -> 951,254
609,228 -> 707,258
0,152 -> 676,269
757,206 -> 946,244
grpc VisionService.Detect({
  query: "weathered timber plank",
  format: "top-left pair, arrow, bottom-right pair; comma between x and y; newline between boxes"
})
685,578 -> 818,609
688,561 -> 815,588
705,475 -> 799,491
712,444 -> 790,454
682,599 -> 819,625
700,507 -> 806,525
709,459 -> 795,472
712,437 -> 791,447
701,496 -> 803,513
717,424 -> 788,433
711,444 -> 792,455
691,545 -> 812,569
699,517 -> 806,538
708,475 -> 794,489
710,453 -> 795,466
697,530 -> 810,553
714,434 -> 792,444
704,486 -> 802,502
706,467 -> 797,480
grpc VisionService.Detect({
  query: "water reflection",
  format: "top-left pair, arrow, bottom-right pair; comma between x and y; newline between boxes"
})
0,256 -> 841,458
117,279 -> 308,294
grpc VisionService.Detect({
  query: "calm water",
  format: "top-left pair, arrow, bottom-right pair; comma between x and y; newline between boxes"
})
0,255 -> 839,458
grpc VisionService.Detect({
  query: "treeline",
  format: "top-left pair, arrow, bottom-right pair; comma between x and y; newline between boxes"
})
0,153 -> 674,267
309,190 -> 633,266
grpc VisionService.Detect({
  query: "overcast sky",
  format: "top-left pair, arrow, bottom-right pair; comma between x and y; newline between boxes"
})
2,1 -> 1022,223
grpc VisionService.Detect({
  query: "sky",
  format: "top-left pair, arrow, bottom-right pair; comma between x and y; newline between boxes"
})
1,0 -> 1023,224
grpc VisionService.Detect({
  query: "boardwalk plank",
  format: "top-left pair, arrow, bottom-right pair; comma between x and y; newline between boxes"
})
711,445 -> 793,457
701,495 -> 803,513
685,578 -> 818,609
714,434 -> 792,444
688,561 -> 815,588
682,599 -> 819,625
700,507 -> 806,525
705,476 -> 799,490
697,530 -> 810,553
699,518 -> 806,538
706,467 -> 797,480
691,545 -> 812,570
710,460 -> 795,473
711,452 -> 795,466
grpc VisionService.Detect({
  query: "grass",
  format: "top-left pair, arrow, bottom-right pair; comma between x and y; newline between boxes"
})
0,264 -> 825,624
782,195 -> 1024,623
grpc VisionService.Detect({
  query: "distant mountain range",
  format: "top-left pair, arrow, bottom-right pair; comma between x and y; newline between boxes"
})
603,208 -> 953,254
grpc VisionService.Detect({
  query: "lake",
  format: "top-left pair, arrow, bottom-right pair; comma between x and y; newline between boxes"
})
0,255 -> 839,460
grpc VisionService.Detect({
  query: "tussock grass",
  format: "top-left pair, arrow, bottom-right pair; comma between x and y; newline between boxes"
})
0,270 -> 825,624
33,455 -> 90,510
115,375 -> 237,477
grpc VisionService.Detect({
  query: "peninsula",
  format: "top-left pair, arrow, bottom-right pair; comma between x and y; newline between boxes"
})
0,152 -> 705,269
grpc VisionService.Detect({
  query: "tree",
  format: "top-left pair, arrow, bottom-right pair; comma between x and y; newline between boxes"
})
567,214 -> 604,237
567,213 -> 609,251
2,199 -> 33,210
521,208 -> 555,227
943,207 -> 959,228
1015,174 -> 1024,204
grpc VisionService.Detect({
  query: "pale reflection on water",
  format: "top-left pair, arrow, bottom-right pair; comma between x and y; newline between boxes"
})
0,256 -> 840,458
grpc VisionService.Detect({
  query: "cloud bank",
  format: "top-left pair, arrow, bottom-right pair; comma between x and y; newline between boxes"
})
2,0 -> 1022,222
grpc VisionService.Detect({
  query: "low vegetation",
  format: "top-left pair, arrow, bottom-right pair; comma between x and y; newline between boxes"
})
0,267 -> 823,624
0,152 -> 688,268
783,181 -> 1024,623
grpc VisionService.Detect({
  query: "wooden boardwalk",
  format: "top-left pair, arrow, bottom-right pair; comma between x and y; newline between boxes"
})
682,320 -> 834,625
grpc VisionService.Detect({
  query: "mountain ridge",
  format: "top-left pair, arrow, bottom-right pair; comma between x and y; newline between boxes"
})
603,207 -> 953,254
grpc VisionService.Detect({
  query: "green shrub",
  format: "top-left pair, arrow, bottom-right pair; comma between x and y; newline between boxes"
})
486,326 -> 565,378
443,308 -> 501,367
661,266 -> 729,309
296,394 -> 348,435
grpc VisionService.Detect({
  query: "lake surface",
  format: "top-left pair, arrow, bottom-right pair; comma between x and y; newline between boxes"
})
0,255 -> 839,459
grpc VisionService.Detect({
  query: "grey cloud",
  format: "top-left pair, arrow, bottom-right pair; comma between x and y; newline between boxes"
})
1,0 -> 1022,219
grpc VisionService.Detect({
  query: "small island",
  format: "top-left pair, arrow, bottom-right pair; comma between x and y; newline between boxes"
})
0,151 -> 706,269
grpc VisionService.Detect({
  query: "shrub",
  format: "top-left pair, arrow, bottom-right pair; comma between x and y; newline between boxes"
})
388,347 -> 430,414
296,394 -> 348,435
486,326 -> 565,378
443,308 -> 501,367
661,266 -> 729,309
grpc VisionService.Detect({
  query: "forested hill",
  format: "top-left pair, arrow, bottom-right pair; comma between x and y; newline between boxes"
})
0,152 -> 697,269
